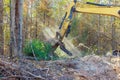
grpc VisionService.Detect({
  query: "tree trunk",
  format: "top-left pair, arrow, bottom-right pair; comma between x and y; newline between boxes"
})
109,0 -> 116,50
43,12 -> 46,25
10,0 -> 23,58
10,0 -> 17,57
0,0 -> 4,55
111,17 -> 116,50
28,0 -> 32,39
15,0 -> 23,57
35,14 -> 38,38
25,0 -> 30,39
15,0 -> 19,47
97,15 -> 101,54
18,0 -> 23,56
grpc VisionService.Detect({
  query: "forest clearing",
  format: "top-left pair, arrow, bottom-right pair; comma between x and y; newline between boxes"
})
0,0 -> 120,80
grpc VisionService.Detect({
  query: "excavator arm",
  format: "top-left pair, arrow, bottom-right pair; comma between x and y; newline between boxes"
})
51,0 -> 120,56
76,8 -> 120,17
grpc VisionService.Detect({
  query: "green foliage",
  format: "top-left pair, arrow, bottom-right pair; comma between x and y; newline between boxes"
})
23,39 -> 52,60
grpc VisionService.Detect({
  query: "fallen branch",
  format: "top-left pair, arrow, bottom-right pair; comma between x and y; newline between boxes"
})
0,75 -> 44,80
23,70 -> 45,80
0,59 -> 45,80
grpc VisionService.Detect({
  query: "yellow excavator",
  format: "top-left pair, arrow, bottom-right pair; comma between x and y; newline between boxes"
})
49,0 -> 120,56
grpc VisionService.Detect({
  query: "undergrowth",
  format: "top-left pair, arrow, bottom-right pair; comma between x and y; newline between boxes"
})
23,39 -> 54,60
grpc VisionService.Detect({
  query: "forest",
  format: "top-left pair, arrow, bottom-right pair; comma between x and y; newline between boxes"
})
0,0 -> 120,80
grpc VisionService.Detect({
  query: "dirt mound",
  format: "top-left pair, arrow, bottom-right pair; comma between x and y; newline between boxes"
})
0,55 -> 119,80
46,55 -> 118,80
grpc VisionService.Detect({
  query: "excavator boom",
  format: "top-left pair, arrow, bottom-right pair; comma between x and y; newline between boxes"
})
76,8 -> 120,18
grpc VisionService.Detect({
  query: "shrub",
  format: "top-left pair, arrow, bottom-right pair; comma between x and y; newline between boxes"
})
23,39 -> 52,60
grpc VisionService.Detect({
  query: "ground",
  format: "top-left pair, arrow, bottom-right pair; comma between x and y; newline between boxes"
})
0,55 -> 120,80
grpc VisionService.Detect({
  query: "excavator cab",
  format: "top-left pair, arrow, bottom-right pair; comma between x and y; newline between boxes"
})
50,0 -> 120,56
